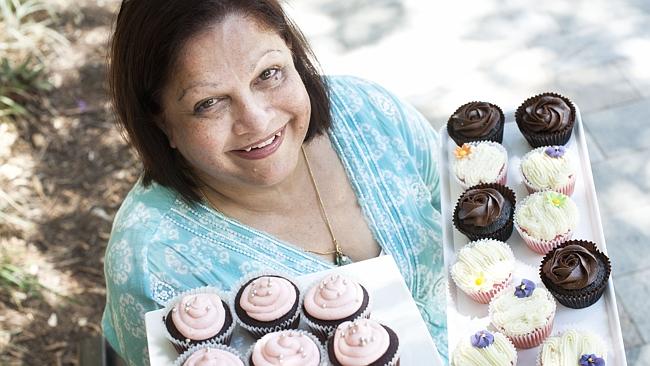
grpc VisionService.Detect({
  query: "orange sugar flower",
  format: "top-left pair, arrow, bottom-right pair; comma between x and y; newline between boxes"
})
454,144 -> 472,159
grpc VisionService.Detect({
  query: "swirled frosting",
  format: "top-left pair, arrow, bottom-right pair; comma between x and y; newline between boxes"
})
451,331 -> 516,366
521,147 -> 574,189
489,284 -> 555,335
171,293 -> 227,341
453,142 -> 507,187
331,319 -> 391,365
304,274 -> 364,320
451,239 -> 515,293
182,347 -> 244,366
521,96 -> 572,133
450,102 -> 501,138
540,329 -> 606,366
515,191 -> 578,241
542,245 -> 598,290
251,331 -> 321,366
458,188 -> 505,227
239,276 -> 297,322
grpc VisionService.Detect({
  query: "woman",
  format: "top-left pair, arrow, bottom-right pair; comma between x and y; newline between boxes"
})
102,1 -> 447,364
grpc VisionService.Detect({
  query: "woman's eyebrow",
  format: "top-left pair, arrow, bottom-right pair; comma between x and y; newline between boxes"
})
177,49 -> 283,102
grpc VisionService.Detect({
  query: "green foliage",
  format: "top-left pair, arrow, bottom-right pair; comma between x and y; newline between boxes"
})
0,252 -> 43,302
0,55 -> 51,121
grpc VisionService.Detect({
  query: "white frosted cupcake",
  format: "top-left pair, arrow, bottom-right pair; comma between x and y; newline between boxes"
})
514,191 -> 578,254
452,141 -> 508,189
489,279 -> 556,349
451,330 -> 517,366
520,145 -> 576,196
537,329 -> 607,366
450,239 -> 515,304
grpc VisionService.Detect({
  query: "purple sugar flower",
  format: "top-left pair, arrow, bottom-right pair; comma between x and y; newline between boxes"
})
580,354 -> 605,366
471,330 -> 494,348
545,145 -> 566,158
514,279 -> 536,298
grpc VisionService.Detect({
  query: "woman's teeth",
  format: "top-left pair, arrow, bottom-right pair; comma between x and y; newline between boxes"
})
243,131 -> 282,152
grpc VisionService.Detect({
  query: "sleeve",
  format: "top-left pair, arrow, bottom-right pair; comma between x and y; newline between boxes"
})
102,222 -> 160,366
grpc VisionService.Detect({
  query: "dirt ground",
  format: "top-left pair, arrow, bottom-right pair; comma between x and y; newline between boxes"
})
0,1 -> 139,364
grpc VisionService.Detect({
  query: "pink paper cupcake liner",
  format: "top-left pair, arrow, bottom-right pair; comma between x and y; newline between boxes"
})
515,223 -> 573,255
506,311 -> 555,349
522,171 -> 576,196
467,273 -> 513,304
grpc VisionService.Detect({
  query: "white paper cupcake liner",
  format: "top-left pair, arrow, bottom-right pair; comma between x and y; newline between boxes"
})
454,141 -> 509,190
231,271 -> 302,339
301,274 -> 373,340
245,329 -> 328,366
173,342 -> 244,366
162,286 -> 236,353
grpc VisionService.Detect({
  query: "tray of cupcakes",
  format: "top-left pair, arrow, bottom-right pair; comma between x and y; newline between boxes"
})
440,94 -> 627,365
144,254 -> 443,365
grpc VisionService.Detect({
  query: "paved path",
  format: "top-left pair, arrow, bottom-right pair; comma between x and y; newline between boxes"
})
288,1 -> 650,364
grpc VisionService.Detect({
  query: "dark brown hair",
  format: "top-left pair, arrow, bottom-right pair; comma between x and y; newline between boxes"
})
109,0 -> 331,203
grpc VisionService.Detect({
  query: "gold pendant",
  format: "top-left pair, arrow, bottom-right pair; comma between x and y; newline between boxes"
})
335,249 -> 352,266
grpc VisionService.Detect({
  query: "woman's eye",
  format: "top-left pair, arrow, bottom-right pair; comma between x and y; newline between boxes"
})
195,98 -> 218,112
260,68 -> 279,81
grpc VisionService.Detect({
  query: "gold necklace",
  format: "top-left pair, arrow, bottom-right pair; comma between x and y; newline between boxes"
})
198,146 -> 352,267
301,145 -> 352,266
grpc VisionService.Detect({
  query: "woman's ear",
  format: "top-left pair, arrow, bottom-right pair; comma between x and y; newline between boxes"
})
155,115 -> 177,149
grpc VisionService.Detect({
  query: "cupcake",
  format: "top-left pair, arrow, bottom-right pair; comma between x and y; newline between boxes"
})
489,279 -> 556,349
514,191 -> 578,254
327,319 -> 400,366
163,288 -> 235,353
520,145 -> 576,196
452,141 -> 508,189
302,274 -> 371,340
174,343 -> 244,366
538,329 -> 607,366
450,239 -> 515,304
451,330 -> 517,366
453,183 -> 516,242
540,240 -> 611,309
515,92 -> 576,148
447,101 -> 505,145
248,330 -> 325,366
234,275 -> 301,338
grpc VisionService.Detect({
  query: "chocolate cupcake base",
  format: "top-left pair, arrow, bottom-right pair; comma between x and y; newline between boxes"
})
452,183 -> 516,242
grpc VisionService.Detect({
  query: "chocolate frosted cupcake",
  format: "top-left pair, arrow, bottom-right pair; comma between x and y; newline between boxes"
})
234,275 -> 301,338
447,101 -> 505,146
515,92 -> 576,148
452,183 -> 516,242
540,240 -> 611,309
328,319 -> 400,366
163,287 -> 235,353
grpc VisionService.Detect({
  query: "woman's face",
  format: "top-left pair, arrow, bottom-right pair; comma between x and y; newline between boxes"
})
160,14 -> 311,191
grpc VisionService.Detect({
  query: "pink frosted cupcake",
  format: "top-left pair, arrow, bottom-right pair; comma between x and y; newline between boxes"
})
233,275 -> 301,338
174,343 -> 244,366
520,145 -> 576,196
450,239 -> 515,304
452,141 -> 508,189
514,191 -> 578,254
163,287 -> 235,353
302,274 -> 371,340
489,279 -> 556,349
327,319 -> 400,366
248,329 -> 325,366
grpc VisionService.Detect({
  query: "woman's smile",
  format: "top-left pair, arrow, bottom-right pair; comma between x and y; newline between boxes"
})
232,124 -> 286,160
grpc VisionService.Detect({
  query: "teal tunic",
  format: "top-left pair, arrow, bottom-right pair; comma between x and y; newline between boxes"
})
102,76 -> 448,365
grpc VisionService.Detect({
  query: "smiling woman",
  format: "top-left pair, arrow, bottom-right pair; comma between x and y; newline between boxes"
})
103,1 -> 448,365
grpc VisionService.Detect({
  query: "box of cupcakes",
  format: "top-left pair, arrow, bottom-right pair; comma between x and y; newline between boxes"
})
145,255 -> 444,365
440,95 -> 627,365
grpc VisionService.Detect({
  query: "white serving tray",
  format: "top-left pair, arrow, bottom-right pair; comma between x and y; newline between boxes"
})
440,108 -> 627,365
145,255 -> 444,365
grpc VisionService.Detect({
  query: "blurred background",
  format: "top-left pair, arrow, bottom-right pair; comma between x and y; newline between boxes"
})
0,0 -> 648,364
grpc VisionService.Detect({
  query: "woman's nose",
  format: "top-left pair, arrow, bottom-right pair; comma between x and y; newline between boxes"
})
232,92 -> 273,136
